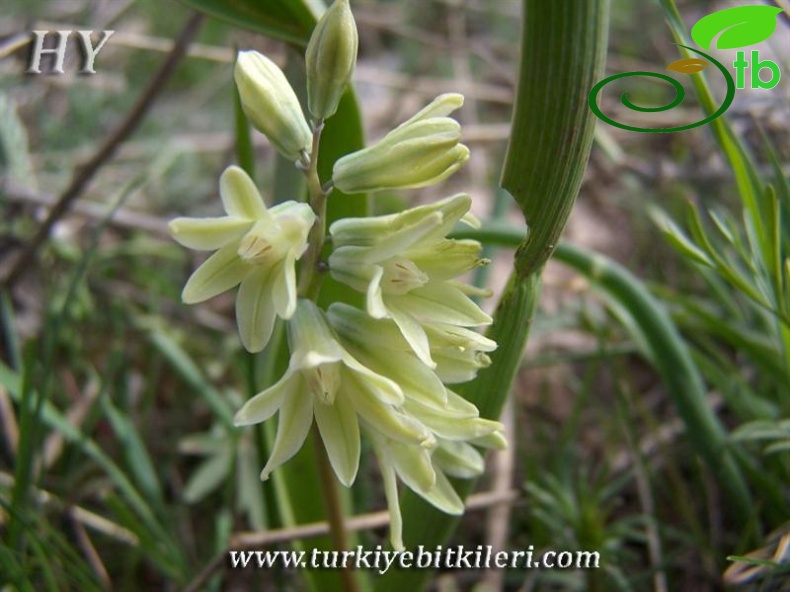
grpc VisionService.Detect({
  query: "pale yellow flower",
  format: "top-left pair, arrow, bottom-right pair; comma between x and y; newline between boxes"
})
234,299 -> 434,486
169,166 -> 314,352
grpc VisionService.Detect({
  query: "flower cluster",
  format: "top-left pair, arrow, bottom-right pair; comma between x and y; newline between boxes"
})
170,0 -> 501,550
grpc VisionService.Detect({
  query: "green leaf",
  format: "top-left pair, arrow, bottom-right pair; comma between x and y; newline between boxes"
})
178,0 -> 322,46
554,243 -> 755,524
100,395 -> 165,507
651,207 -> 714,267
691,5 -> 782,50
0,361 -> 187,578
500,0 -> 609,278
183,448 -> 234,503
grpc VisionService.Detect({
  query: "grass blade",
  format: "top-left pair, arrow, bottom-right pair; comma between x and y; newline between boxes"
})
455,224 -> 755,524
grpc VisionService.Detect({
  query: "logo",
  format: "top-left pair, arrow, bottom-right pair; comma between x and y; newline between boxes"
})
588,5 -> 783,133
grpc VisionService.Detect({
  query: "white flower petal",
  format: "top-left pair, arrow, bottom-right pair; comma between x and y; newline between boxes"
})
389,306 -> 434,368
412,470 -> 464,515
271,253 -> 297,319
461,210 -> 481,229
236,266 -> 277,353
450,280 -> 493,299
433,348 -> 491,384
347,344 -> 445,408
327,260 -> 382,300
394,282 -> 492,327
328,214 -> 398,246
341,351 -> 404,406
403,389 -> 479,420
219,166 -> 269,220
333,213 -> 443,265
260,388 -> 314,480
314,394 -> 360,487
432,441 -> 484,478
348,378 -> 430,447
399,93 -> 463,128
425,323 -> 497,352
371,437 -> 404,551
287,300 -> 345,370
365,265 -> 388,319
408,239 -> 485,280
470,430 -> 507,450
430,193 -> 474,238
234,52 -> 312,161
387,440 -> 436,492
169,217 -> 253,250
182,243 -> 250,304
234,370 -> 299,426
418,412 -> 503,442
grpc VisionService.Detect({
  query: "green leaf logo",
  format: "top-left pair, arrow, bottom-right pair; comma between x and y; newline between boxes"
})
691,5 -> 783,50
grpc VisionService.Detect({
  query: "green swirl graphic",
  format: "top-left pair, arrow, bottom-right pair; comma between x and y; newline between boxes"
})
588,45 -> 735,133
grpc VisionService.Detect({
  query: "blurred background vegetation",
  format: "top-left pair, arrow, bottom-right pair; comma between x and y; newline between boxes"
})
0,0 -> 788,590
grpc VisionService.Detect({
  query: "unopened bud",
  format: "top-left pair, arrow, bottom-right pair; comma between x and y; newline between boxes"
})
234,50 -> 312,161
306,0 -> 358,120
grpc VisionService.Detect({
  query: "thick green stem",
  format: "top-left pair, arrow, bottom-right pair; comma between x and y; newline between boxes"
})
501,1 -> 609,278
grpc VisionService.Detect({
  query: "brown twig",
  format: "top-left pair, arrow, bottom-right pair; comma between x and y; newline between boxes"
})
2,12 -> 204,290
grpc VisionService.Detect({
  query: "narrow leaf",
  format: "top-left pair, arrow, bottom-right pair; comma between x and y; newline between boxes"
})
178,0 -> 321,46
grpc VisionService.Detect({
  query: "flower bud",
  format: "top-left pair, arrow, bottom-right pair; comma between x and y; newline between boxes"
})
306,0 -> 358,120
234,50 -> 312,161
332,93 -> 469,193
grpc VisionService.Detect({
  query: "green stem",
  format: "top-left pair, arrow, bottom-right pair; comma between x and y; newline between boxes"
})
298,120 -> 329,301
295,121 -> 361,592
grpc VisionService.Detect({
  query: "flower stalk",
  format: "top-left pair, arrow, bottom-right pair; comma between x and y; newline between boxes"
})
298,120 -> 359,589
313,427 -> 361,592
298,119 -> 330,300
